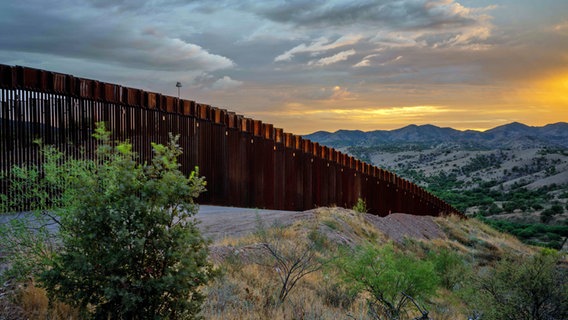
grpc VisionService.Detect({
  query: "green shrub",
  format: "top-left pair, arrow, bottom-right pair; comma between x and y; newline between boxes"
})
517,226 -> 537,238
428,247 -> 468,290
545,232 -> 562,241
502,201 -> 518,213
3,123 -> 213,319
336,243 -> 439,319
353,198 -> 368,214
541,205 -> 563,223
487,203 -> 503,215
550,204 -> 564,214
475,250 -> 568,320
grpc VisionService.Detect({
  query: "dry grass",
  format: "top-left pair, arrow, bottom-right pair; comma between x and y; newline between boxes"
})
7,283 -> 79,320
428,288 -> 471,320
201,261 -> 370,320
312,207 -> 387,246
200,209 -> 378,319
434,214 -> 536,265
4,207 -> 543,319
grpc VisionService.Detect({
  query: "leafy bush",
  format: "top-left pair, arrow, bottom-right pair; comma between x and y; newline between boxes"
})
336,243 -> 439,319
550,204 -> 564,214
541,204 -> 564,223
3,123 -> 213,319
486,203 -> 503,215
475,250 -> 568,320
1,142 -> 92,282
428,247 -> 468,290
353,198 -> 368,214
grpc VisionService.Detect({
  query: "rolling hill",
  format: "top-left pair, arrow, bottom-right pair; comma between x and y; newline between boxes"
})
305,122 -> 568,248
305,122 -> 568,149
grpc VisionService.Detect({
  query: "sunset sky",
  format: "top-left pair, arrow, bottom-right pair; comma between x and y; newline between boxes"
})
1,0 -> 567,134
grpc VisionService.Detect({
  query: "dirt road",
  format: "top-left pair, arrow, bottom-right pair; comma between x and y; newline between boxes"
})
196,205 -> 309,241
0,206 -> 308,242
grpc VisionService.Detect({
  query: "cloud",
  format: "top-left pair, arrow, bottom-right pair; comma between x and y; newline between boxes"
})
1,0 -> 566,135
553,20 -> 568,33
86,0 -> 198,14
271,0 -> 495,69
353,60 -> 370,68
306,86 -> 356,100
191,73 -> 243,91
247,0 -> 490,31
354,54 -> 402,67
329,86 -> 355,100
309,49 -> 356,66
274,35 -> 362,62
354,54 -> 380,67
211,76 -> 243,90
257,104 -> 451,121
0,1 -> 234,73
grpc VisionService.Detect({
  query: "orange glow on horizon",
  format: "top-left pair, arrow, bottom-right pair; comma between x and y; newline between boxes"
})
240,74 -> 568,135
522,73 -> 568,107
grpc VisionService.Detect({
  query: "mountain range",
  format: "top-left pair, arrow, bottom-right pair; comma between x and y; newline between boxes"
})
304,122 -> 568,149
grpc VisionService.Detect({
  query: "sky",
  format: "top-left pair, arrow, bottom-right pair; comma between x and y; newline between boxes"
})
1,0 -> 567,134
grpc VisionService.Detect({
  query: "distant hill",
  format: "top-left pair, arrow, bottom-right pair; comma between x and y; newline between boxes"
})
305,122 -> 568,231
305,122 -> 568,149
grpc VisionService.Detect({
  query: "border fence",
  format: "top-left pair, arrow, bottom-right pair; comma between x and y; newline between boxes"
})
0,64 -> 461,216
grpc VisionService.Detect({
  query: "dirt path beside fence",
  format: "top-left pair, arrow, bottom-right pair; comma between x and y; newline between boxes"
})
196,205 -> 310,241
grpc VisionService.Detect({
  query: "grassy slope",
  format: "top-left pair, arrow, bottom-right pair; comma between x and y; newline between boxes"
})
347,146 -> 568,248
5,207 -> 560,319
200,208 -> 538,319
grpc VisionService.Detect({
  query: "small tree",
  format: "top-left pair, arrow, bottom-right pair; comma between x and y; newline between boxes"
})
337,243 -> 439,320
428,247 -> 468,290
32,123 -> 213,319
0,140 -> 91,282
475,249 -> 568,320
255,217 -> 323,303
541,204 -> 564,223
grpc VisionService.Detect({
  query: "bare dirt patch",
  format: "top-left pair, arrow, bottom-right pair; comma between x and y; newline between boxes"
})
365,213 -> 447,243
196,206 -> 311,242
198,206 -> 446,245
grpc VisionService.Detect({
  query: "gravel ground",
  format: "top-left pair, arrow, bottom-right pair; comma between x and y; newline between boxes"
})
365,213 -> 446,243
0,206 -> 444,247
0,206 -> 307,241
196,205 -> 310,241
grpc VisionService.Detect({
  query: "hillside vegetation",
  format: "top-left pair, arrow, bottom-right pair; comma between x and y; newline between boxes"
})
200,207 -> 567,319
306,123 -> 568,249
4,207 -> 566,319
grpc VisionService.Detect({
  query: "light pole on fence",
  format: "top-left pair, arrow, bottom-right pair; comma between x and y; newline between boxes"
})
176,82 -> 182,99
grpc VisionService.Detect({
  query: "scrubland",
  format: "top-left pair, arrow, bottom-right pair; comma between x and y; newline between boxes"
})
4,207 -> 566,320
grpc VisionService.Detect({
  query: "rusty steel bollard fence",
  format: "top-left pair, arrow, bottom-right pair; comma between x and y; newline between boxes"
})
0,64 -> 462,217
